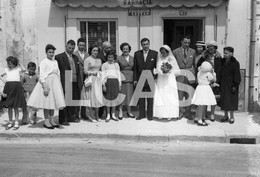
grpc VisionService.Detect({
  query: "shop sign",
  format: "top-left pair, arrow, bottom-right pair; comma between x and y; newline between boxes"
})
128,8 -> 151,16
123,0 -> 152,7
179,9 -> 187,16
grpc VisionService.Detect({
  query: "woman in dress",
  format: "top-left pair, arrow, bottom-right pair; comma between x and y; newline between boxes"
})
0,56 -> 27,130
102,51 -> 121,122
83,44 -> 103,122
219,47 -> 241,124
27,44 -> 66,129
116,42 -> 135,119
153,45 -> 180,119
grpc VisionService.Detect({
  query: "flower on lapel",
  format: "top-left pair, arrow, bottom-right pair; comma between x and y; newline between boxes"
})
151,58 -> 154,61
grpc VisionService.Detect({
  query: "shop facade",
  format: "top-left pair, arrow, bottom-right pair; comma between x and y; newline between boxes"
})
0,0 -> 255,111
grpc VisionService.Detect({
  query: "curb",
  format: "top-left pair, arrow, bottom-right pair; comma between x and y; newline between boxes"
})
0,133 -> 259,144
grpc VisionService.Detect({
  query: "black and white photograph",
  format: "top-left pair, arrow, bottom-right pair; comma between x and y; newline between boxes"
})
0,0 -> 260,176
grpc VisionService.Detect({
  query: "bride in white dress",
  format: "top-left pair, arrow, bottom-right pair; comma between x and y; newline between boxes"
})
153,45 -> 180,119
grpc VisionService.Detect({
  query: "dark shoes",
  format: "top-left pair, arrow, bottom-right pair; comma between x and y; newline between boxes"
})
229,118 -> 235,124
147,117 -> 153,121
43,124 -> 54,129
21,122 -> 29,125
136,116 -> 145,120
220,116 -> 229,122
220,116 -> 235,124
210,115 -> 216,122
197,120 -> 208,126
60,122 -> 70,126
127,113 -> 135,118
68,118 -> 80,123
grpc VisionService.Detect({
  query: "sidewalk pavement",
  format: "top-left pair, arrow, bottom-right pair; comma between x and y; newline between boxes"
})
0,110 -> 260,143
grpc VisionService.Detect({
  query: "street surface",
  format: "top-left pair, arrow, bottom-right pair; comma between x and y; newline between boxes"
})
0,138 -> 259,177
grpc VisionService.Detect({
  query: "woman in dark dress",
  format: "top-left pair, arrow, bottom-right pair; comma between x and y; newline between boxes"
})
220,46 -> 241,124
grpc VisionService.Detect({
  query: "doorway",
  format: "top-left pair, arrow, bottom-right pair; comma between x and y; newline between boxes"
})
164,19 -> 203,50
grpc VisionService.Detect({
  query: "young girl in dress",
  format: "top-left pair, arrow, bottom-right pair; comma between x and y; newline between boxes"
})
192,61 -> 217,126
0,56 -> 27,130
101,51 -> 121,122
27,44 -> 66,129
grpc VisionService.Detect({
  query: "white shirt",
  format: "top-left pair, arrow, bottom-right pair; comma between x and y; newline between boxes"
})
79,50 -> 85,60
143,50 -> 149,62
39,58 -> 60,83
101,62 -> 121,86
5,67 -> 21,82
125,55 -> 130,62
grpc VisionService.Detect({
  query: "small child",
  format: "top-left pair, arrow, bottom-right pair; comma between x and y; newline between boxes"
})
101,51 -> 121,122
21,62 -> 39,125
192,61 -> 217,126
0,56 -> 27,130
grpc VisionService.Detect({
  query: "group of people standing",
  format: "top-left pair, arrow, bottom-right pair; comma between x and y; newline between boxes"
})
0,36 -> 241,130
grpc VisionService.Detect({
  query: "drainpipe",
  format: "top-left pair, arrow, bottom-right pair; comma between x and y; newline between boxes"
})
64,6 -> 68,46
64,15 -> 67,44
248,0 -> 257,111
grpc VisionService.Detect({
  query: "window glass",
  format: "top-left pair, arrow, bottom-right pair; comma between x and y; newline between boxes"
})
80,21 -> 116,52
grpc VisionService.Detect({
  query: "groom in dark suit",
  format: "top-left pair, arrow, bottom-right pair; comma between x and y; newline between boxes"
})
55,40 -> 83,125
133,38 -> 158,121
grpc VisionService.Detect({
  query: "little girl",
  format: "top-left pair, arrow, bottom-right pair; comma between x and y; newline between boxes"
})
192,61 -> 217,126
101,51 -> 121,122
27,44 -> 66,129
0,56 -> 27,130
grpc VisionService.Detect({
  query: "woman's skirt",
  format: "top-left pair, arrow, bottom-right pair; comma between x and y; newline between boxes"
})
0,81 -> 27,108
105,78 -> 119,100
121,81 -> 134,106
83,75 -> 103,108
27,73 -> 66,110
192,85 -> 217,105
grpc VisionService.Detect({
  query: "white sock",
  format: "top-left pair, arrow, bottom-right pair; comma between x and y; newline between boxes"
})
44,119 -> 52,127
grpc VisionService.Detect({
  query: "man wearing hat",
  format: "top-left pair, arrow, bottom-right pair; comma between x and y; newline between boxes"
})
197,40 -> 222,122
195,41 -> 206,68
173,35 -> 196,120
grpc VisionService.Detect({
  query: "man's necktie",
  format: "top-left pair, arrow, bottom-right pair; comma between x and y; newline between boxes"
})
184,49 -> 187,58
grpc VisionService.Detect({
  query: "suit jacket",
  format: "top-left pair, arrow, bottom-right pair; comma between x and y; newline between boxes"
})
173,47 -> 196,83
133,49 -> 158,82
97,51 -> 106,64
116,55 -> 134,83
55,52 -> 83,91
73,50 -> 88,82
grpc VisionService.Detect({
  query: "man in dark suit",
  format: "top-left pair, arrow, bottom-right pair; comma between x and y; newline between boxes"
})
97,41 -> 112,64
97,41 -> 112,118
133,38 -> 158,121
55,40 -> 82,125
173,36 -> 196,120
73,38 -> 89,120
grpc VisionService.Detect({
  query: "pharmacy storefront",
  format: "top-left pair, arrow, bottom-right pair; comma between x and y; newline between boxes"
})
51,0 -> 228,53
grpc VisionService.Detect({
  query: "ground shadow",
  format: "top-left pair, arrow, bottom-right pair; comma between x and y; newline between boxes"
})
153,117 -> 179,123
249,112 -> 260,126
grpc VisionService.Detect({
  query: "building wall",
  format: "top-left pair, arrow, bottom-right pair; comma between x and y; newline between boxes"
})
0,0 -> 253,110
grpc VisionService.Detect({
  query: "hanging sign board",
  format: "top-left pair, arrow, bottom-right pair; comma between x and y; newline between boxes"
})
128,8 -> 151,16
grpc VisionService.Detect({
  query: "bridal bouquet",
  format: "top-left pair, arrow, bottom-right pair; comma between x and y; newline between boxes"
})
161,61 -> 172,74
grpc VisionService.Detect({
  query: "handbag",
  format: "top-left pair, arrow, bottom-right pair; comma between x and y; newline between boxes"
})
84,76 -> 92,88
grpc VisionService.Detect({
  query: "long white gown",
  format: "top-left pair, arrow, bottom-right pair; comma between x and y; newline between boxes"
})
153,45 -> 180,119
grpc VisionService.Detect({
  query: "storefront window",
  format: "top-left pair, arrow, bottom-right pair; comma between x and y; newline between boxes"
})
80,21 -> 116,52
